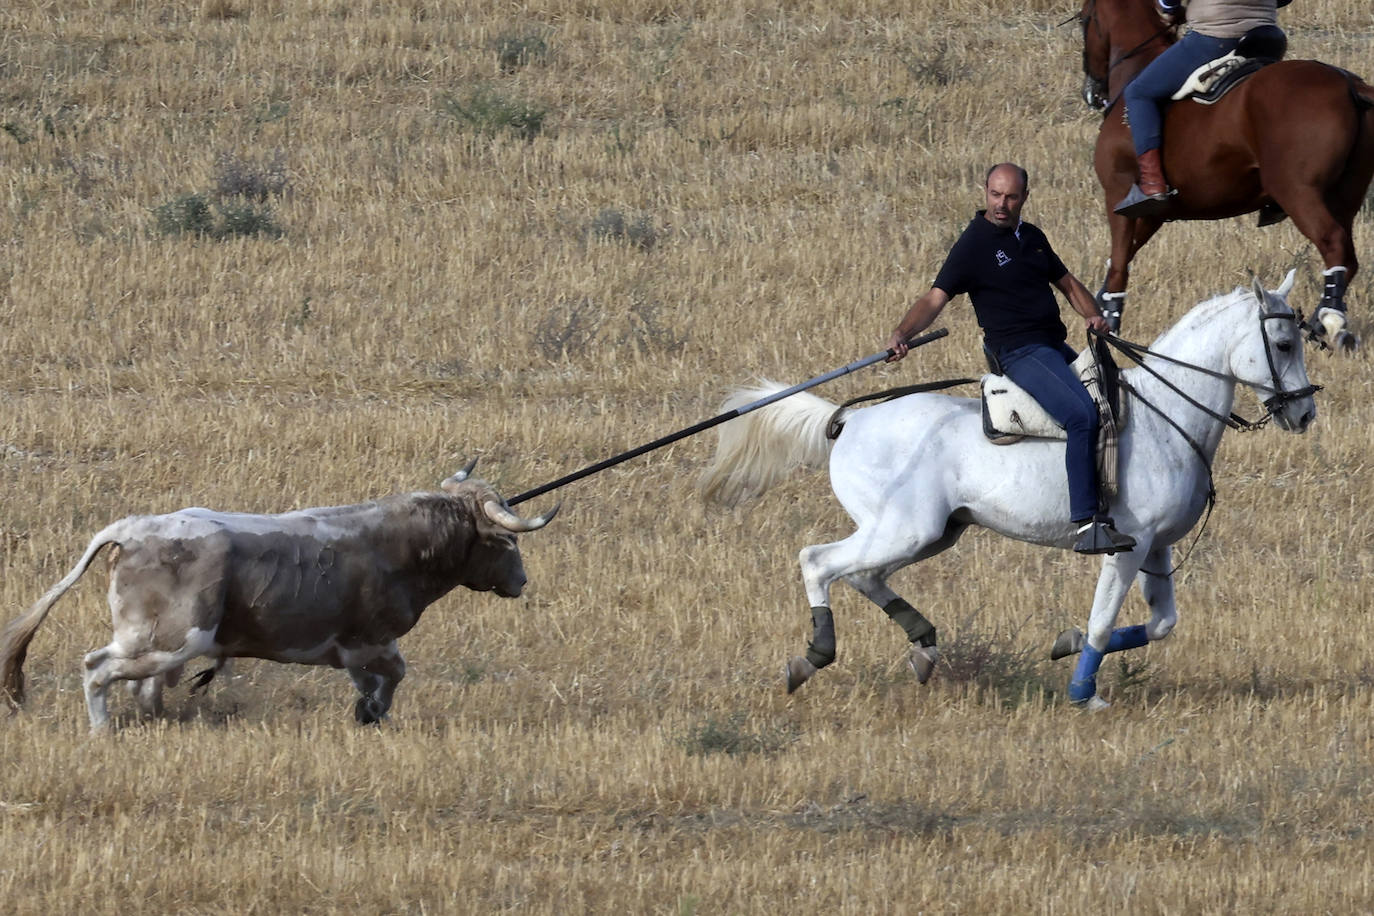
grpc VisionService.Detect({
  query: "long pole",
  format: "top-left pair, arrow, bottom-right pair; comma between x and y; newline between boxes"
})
506,327 -> 948,505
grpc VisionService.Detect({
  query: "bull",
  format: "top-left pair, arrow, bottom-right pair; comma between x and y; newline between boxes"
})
0,461 -> 557,732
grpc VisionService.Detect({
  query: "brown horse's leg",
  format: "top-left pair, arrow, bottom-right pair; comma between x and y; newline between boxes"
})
1098,213 -> 1164,332
1275,189 -> 1358,346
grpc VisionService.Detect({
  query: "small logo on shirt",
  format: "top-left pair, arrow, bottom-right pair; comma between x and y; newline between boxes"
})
995,249 -> 1011,267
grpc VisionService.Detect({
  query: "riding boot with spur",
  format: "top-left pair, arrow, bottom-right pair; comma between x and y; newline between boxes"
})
1073,516 -> 1136,555
1113,149 -> 1177,218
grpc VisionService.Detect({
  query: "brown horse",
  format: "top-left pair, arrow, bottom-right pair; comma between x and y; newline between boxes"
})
1078,0 -> 1374,350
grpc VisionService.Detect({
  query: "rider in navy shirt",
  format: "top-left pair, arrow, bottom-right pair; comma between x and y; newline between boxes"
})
887,163 -> 1135,555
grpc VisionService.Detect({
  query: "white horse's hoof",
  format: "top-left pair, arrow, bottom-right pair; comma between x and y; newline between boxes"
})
784,657 -> 817,694
1333,329 -> 1358,354
1050,627 -> 1085,660
1080,695 -> 1111,712
907,644 -> 939,684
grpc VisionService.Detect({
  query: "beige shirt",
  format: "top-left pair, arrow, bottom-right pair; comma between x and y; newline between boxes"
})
1186,0 -> 1279,39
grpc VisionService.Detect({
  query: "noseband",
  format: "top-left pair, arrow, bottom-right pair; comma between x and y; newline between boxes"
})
1255,310 -> 1322,413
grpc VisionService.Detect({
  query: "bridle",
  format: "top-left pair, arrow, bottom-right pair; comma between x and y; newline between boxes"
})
1095,307 -> 1319,435
1090,305 -> 1319,575
1073,0 -> 1181,110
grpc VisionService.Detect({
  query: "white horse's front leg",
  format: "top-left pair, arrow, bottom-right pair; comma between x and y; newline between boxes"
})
1139,545 -> 1177,641
1068,551 -> 1146,707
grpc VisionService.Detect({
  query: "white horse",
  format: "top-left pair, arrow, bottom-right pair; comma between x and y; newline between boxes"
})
700,273 -> 1317,708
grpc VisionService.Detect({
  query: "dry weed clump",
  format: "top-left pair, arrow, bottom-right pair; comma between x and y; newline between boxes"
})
2,0 -> 1373,912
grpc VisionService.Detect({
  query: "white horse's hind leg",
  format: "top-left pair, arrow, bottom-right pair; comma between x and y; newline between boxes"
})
845,572 -> 940,684
787,516 -> 955,693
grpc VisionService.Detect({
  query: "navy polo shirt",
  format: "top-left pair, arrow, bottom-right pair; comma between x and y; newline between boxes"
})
933,211 -> 1071,356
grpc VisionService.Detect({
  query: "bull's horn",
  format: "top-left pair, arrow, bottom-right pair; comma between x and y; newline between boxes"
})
448,457 -> 479,484
482,499 -> 560,533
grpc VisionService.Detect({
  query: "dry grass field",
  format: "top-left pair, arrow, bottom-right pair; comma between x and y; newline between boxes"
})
3,0 -> 1373,912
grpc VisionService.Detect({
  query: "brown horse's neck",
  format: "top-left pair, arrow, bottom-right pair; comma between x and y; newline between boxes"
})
1099,0 -> 1177,105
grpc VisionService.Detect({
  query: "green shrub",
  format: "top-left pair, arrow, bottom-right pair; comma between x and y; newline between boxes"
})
152,192 -> 283,240
492,31 -> 549,72
439,86 -> 546,141
676,710 -> 798,758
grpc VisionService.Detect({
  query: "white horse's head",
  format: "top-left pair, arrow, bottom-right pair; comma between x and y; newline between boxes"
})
1235,269 -> 1319,433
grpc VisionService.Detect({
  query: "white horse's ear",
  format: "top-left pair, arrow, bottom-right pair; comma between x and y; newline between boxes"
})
1251,275 -> 1267,307
1276,268 -> 1297,299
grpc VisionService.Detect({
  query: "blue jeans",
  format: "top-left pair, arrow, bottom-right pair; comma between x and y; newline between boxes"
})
1122,31 -> 1240,156
999,342 -> 1100,522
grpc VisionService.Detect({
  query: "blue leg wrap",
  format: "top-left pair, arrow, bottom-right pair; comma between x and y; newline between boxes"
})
1068,645 -> 1105,705
1105,624 -> 1149,654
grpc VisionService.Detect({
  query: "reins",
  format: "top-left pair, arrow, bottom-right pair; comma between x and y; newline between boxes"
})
1076,0 -> 1181,112
825,378 -> 979,439
1087,311 -> 1319,576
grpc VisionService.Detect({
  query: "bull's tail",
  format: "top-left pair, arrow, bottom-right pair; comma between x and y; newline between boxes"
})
698,381 -> 842,508
1,524 -> 123,707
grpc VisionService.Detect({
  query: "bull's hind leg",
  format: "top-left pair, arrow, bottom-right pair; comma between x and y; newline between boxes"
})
786,515 -> 963,693
126,677 -> 165,718
345,643 -> 405,725
82,628 -> 218,732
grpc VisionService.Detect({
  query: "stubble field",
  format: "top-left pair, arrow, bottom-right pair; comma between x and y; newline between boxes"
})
2,1 -> 1373,912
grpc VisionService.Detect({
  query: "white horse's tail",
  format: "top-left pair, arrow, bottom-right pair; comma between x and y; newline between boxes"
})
699,381 -> 843,508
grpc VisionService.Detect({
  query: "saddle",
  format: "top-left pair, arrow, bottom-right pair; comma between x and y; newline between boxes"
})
980,342 -> 1124,497
1170,25 -> 1287,105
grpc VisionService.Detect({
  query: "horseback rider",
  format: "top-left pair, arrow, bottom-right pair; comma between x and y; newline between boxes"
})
887,164 -> 1135,555
1116,0 -> 1292,218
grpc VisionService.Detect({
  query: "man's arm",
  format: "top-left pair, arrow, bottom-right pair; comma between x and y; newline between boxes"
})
1054,272 -> 1111,335
886,287 -> 951,361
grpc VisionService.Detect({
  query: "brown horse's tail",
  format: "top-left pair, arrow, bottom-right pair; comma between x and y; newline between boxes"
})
1,526 -> 121,708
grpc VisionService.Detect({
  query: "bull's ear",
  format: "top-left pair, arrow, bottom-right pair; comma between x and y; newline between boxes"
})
440,478 -> 461,495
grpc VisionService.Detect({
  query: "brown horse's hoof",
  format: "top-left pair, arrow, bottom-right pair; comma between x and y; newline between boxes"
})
784,657 -> 817,694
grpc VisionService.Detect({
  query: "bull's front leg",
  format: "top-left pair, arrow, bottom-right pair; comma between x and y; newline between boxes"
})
345,643 -> 406,725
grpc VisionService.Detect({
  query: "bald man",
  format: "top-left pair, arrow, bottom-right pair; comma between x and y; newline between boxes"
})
886,163 -> 1134,556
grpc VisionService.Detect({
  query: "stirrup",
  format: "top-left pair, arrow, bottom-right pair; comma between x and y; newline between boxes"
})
1074,520 -> 1137,555
1113,184 -> 1176,219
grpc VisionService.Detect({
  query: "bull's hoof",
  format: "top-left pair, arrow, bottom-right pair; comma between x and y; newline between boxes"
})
1050,627 -> 1085,660
354,696 -> 387,725
907,644 -> 939,685
784,657 -> 817,694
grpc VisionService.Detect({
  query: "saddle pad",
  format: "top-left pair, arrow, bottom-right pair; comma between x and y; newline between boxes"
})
1172,54 -> 1271,105
981,347 -> 1105,442
981,347 -> 1124,495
